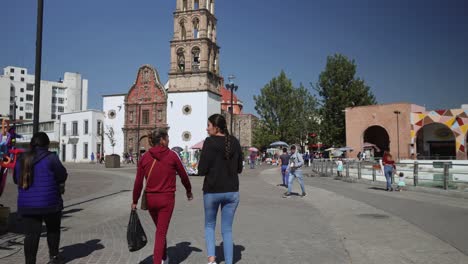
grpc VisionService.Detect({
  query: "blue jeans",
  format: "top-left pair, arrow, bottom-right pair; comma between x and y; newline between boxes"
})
281,165 -> 289,185
288,169 -> 305,194
384,165 -> 393,189
204,192 -> 240,264
250,160 -> 255,169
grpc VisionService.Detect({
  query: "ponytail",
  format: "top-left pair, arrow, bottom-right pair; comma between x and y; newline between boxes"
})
208,114 -> 231,160
19,132 -> 50,190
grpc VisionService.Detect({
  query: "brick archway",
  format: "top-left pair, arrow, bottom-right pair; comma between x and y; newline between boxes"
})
362,125 -> 390,158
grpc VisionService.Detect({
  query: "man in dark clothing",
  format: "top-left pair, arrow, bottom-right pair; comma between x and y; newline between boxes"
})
278,148 -> 290,187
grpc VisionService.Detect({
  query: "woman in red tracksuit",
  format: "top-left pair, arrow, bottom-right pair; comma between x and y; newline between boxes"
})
132,129 -> 193,264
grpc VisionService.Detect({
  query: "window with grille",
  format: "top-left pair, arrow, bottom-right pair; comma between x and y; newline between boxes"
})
142,110 -> 150,124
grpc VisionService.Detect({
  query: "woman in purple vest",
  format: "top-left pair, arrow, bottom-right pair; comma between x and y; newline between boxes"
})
14,132 -> 68,264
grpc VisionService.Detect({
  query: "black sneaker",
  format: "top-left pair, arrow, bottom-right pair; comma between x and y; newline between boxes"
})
282,193 -> 291,198
47,256 -> 65,264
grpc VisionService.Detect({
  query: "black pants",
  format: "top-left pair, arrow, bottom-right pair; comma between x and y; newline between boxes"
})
22,211 -> 62,264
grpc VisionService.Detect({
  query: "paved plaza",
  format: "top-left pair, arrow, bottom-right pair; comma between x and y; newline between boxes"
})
1,163 -> 468,263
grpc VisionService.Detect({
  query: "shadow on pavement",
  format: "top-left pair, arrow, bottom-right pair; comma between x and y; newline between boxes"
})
215,243 -> 245,264
140,242 -> 203,264
368,187 -> 388,191
64,190 -> 131,209
60,239 -> 104,263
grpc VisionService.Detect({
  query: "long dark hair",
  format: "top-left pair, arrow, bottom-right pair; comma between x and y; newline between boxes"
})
208,114 -> 231,159
19,132 -> 50,189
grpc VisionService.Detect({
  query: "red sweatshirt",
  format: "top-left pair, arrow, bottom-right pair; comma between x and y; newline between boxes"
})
132,146 -> 192,204
382,154 -> 396,169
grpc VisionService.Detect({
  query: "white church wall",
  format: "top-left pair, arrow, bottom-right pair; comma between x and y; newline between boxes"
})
103,95 -> 125,157
167,91 -> 218,151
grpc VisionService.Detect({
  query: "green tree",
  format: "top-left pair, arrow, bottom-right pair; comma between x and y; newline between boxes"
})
314,54 -> 377,146
253,71 -> 318,149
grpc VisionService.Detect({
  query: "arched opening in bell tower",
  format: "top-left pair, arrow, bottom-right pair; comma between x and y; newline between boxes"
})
177,48 -> 185,72
193,18 -> 199,39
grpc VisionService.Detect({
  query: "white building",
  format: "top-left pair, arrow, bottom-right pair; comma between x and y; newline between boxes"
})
14,121 -> 61,153
166,90 -> 220,152
0,66 -> 88,122
59,110 -> 104,163
102,94 -> 126,157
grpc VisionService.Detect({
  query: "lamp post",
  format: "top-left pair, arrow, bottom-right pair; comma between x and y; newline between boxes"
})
238,120 -> 242,145
226,75 -> 238,134
33,0 -> 44,134
10,96 -> 17,124
393,110 -> 401,161
136,98 -> 143,163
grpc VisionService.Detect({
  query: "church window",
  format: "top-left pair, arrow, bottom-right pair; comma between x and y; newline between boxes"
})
192,47 -> 200,71
180,21 -> 187,40
207,21 -> 212,39
142,110 -> 150,124
213,53 -> 218,73
157,110 -> 163,121
182,105 -> 192,115
193,18 -> 199,39
182,131 -> 192,141
182,0 -> 188,11
177,48 -> 186,72
129,111 -> 134,122
194,0 -> 199,9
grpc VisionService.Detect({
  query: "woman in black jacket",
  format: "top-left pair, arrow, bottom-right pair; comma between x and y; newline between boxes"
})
198,114 -> 243,264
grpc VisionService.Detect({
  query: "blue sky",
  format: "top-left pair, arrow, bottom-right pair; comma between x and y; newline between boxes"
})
1,0 -> 467,114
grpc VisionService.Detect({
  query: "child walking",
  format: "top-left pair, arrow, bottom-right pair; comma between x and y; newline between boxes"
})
396,172 -> 406,191
336,158 -> 343,177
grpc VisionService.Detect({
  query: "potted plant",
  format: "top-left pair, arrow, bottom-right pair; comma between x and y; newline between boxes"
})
104,127 -> 120,168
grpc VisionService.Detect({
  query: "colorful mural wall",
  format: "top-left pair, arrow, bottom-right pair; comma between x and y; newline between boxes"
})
410,109 -> 468,157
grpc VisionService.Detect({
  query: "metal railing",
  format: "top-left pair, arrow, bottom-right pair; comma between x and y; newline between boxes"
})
311,159 -> 468,191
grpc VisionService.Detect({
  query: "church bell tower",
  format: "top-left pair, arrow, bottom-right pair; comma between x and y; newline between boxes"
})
166,0 -> 222,152
168,0 -> 221,94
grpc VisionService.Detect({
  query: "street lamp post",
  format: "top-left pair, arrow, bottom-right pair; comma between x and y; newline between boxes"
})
226,75 -> 238,134
33,0 -> 44,134
394,110 -> 401,161
10,96 -> 17,124
238,120 -> 242,145
136,98 -> 143,163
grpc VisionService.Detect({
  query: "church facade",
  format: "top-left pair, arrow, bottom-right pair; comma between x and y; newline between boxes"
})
123,65 -> 167,155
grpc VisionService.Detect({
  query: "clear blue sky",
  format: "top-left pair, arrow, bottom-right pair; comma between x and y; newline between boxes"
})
2,0 -> 467,114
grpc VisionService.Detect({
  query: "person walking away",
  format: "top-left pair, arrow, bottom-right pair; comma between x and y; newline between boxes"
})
96,152 -> 101,164
336,158 -> 344,177
132,128 -> 193,264
14,132 -> 68,264
99,152 -> 105,164
305,152 -> 310,167
278,148 -> 290,187
383,151 -> 396,191
198,114 -> 243,264
283,145 -> 306,198
90,152 -> 95,163
249,151 -> 256,169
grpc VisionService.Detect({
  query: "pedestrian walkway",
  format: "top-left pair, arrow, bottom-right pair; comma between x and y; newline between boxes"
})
1,164 -> 467,263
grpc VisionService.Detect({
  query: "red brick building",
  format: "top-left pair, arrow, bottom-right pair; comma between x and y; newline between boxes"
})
123,65 -> 167,154
221,87 -> 243,115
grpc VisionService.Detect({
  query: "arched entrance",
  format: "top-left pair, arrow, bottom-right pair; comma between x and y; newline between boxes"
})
416,123 -> 456,160
363,126 -> 390,158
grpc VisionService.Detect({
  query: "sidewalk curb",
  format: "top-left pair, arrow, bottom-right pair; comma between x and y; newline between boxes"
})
308,171 -> 468,200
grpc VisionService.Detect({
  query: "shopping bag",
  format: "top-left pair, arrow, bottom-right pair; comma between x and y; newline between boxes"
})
127,210 -> 147,252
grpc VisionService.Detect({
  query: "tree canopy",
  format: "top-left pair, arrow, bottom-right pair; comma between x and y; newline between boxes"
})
253,71 -> 318,149
314,54 -> 377,146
